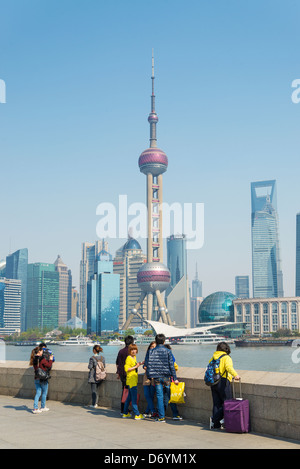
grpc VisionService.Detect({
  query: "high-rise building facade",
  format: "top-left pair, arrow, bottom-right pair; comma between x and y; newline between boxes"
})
0,278 -> 22,335
166,234 -> 190,327
87,249 -> 120,335
190,265 -> 203,328
79,240 -> 108,323
54,255 -> 72,326
235,275 -> 250,298
27,263 -> 59,330
192,264 -> 202,298
71,287 -> 79,318
5,248 -> 28,331
296,213 -> 300,297
113,238 -> 147,329
251,180 -> 284,298
167,235 -> 187,288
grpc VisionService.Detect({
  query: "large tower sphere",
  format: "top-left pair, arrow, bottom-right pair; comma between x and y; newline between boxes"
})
138,147 -> 168,176
137,262 -> 171,293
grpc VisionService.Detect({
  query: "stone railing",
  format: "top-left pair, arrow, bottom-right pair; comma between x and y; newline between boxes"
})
0,361 -> 300,441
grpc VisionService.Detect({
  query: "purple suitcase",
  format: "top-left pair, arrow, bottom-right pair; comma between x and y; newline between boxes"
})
223,379 -> 250,433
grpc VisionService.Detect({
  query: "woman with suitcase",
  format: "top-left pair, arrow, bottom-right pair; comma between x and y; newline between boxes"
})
208,342 -> 240,429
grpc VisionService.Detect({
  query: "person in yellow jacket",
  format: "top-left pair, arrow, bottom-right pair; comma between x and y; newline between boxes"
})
209,342 -> 240,429
122,344 -> 145,420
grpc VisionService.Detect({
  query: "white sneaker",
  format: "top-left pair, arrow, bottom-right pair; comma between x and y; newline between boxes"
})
32,409 -> 42,414
40,407 -> 50,412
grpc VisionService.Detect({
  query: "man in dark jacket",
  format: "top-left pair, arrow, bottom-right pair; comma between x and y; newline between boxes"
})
144,333 -> 181,422
116,335 -> 134,413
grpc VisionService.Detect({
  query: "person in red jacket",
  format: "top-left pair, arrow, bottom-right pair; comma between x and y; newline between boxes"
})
29,347 -> 53,414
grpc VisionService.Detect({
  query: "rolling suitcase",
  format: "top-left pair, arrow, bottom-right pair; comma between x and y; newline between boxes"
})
223,378 -> 250,433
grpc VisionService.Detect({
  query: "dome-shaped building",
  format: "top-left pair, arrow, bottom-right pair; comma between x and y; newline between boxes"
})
198,291 -> 236,323
122,238 -> 142,252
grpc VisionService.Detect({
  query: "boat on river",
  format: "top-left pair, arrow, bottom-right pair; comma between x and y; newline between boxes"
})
235,339 -> 293,347
56,335 -> 98,346
106,339 -> 124,346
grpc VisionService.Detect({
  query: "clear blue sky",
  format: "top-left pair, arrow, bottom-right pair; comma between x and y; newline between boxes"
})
0,0 -> 300,297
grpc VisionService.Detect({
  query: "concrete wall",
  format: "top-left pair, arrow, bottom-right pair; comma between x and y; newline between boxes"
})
1,361 -> 300,441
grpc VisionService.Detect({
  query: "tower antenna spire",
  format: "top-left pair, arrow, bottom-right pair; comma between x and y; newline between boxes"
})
149,49 -> 158,148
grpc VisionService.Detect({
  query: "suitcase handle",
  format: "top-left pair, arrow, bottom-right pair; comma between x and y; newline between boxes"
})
232,377 -> 242,399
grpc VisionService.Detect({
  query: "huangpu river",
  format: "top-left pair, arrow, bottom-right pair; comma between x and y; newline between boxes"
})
4,343 -> 300,374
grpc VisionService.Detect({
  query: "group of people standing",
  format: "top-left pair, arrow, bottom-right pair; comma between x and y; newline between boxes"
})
116,334 -> 182,422
30,334 -> 240,429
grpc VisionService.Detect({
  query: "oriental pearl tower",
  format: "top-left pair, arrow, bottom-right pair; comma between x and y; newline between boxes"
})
122,52 -> 172,330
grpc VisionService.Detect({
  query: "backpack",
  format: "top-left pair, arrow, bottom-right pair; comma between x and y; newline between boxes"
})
204,354 -> 227,386
95,357 -> 106,382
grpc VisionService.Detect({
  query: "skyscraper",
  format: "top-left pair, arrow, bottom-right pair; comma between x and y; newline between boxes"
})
296,213 -> 300,297
54,255 -> 72,326
192,264 -> 202,298
0,278 -> 22,335
235,275 -> 249,298
5,248 -> 28,331
166,234 -> 190,327
27,263 -> 59,330
79,240 -> 108,323
251,180 -> 284,298
87,248 -> 120,335
113,237 -> 147,329
190,265 -> 203,328
123,52 -> 171,329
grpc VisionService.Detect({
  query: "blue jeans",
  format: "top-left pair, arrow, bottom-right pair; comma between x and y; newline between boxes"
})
123,385 -> 140,416
155,378 -> 179,419
143,385 -> 155,414
34,379 -> 49,409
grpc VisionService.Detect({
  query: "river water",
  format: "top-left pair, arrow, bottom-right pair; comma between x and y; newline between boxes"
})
4,343 -> 300,374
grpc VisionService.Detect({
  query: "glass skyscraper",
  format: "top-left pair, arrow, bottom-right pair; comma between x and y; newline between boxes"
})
5,248 -> 28,331
0,278 -> 22,335
251,180 -> 284,298
296,213 -> 300,296
166,234 -> 190,327
167,235 -> 187,288
235,275 -> 249,298
87,249 -> 120,335
27,263 -> 59,330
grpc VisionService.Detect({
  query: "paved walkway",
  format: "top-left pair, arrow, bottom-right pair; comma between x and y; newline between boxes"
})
0,396 -> 299,450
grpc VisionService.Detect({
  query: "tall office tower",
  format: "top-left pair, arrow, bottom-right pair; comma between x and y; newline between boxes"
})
123,53 -> 171,329
113,237 -> 147,329
296,213 -> 300,296
54,255 -> 72,326
167,235 -> 187,288
5,248 -> 28,331
0,278 -> 22,335
251,180 -> 284,298
165,234 -> 190,327
190,265 -> 203,328
79,240 -> 108,323
87,248 -> 120,335
71,287 -> 79,318
235,275 -> 250,298
192,264 -> 202,298
26,263 -> 59,330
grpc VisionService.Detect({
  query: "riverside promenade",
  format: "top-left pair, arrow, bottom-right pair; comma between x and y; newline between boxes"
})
0,395 -> 299,450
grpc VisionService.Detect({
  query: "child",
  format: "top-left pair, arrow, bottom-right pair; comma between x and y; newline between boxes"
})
122,344 -> 144,420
